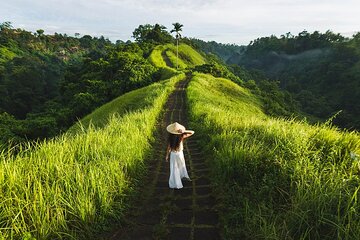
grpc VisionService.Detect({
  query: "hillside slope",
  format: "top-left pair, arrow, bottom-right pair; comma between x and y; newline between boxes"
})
187,73 -> 360,239
148,43 -> 206,79
226,31 -> 360,130
69,75 -> 183,131
0,73 -> 184,239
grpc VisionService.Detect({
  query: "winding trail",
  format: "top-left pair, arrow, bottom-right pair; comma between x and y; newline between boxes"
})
161,50 -> 173,68
101,73 -> 220,239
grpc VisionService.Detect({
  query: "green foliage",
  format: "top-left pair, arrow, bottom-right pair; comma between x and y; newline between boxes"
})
0,46 -> 16,63
187,73 -> 360,239
62,43 -> 158,118
170,23 -> 183,40
1,55 -> 61,118
193,54 -> 239,83
193,62 -> 238,82
0,112 -> 26,146
189,37 -> 245,62
132,24 -> 173,44
0,23 -> 169,146
0,74 -> 182,239
256,80 -> 298,117
70,73 -> 185,131
228,30 -> 360,130
0,22 -> 116,145
229,65 -> 303,119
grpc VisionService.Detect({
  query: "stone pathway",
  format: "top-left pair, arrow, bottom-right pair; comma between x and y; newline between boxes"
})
102,74 -> 220,239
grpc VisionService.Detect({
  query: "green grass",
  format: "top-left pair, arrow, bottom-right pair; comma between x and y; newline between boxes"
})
148,45 -> 167,68
165,50 -> 187,69
168,44 -> 206,67
69,77 -> 183,131
187,73 -> 360,239
148,44 -> 206,73
148,45 -> 178,79
164,44 -> 206,69
0,73 -> 184,239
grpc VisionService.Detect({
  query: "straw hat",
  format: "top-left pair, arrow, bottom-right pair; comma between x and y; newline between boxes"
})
166,122 -> 192,135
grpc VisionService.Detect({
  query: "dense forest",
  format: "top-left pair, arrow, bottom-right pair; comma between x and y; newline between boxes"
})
0,22 -> 175,146
194,31 -> 360,130
189,38 -> 245,62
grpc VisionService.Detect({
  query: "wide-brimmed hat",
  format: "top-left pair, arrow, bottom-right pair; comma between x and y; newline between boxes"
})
166,122 -> 192,135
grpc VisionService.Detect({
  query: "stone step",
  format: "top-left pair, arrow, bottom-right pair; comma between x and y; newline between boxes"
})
167,210 -> 193,225
168,227 -> 191,240
193,227 -> 220,240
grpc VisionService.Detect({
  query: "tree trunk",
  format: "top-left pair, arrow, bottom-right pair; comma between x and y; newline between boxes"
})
176,38 -> 179,69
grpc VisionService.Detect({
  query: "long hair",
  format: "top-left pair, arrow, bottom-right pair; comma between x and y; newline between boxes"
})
168,133 -> 184,151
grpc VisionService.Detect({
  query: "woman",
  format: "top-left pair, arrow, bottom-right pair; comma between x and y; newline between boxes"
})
165,122 -> 195,189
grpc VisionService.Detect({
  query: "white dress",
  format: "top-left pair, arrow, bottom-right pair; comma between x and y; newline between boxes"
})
169,142 -> 190,189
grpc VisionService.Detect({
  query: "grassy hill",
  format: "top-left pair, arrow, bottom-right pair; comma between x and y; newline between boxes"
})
187,73 -> 360,239
69,75 -> 184,131
1,37 -> 360,240
149,43 -> 206,79
0,73 -> 184,239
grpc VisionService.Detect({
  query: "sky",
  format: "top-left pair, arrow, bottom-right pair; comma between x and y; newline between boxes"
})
1,0 -> 360,45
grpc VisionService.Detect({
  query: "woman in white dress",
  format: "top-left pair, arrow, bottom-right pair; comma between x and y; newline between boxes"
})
165,122 -> 195,189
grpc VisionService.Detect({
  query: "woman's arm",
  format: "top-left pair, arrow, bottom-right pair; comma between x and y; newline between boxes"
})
183,130 -> 195,139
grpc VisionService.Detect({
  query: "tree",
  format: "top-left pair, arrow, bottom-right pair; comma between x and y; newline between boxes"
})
132,24 -> 153,43
132,24 -> 172,44
0,21 -> 12,31
36,29 -> 44,37
170,23 -> 183,69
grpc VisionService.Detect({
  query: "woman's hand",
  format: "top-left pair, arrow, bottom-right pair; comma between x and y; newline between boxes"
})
183,130 -> 195,139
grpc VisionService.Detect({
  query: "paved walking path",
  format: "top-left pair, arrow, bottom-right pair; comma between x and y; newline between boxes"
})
102,74 -> 220,239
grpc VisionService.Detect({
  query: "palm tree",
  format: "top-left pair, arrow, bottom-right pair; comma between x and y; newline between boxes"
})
170,23 -> 183,69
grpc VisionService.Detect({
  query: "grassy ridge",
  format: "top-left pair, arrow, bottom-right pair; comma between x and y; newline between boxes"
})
148,45 -> 178,80
0,73 -> 184,239
69,80 -> 177,131
165,44 -> 206,68
148,44 -> 206,73
187,73 -> 360,239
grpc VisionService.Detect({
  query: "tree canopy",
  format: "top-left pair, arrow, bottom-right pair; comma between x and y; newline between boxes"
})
132,24 -> 173,44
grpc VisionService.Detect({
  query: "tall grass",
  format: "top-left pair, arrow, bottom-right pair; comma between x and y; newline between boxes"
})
187,73 -> 360,239
0,73 -> 184,239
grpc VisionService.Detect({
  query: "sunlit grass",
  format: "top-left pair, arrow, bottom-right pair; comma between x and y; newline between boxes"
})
148,45 -> 167,68
187,73 -> 360,239
167,44 -> 206,67
148,44 -> 206,72
148,45 -> 178,79
165,50 -> 188,69
0,73 -> 184,239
